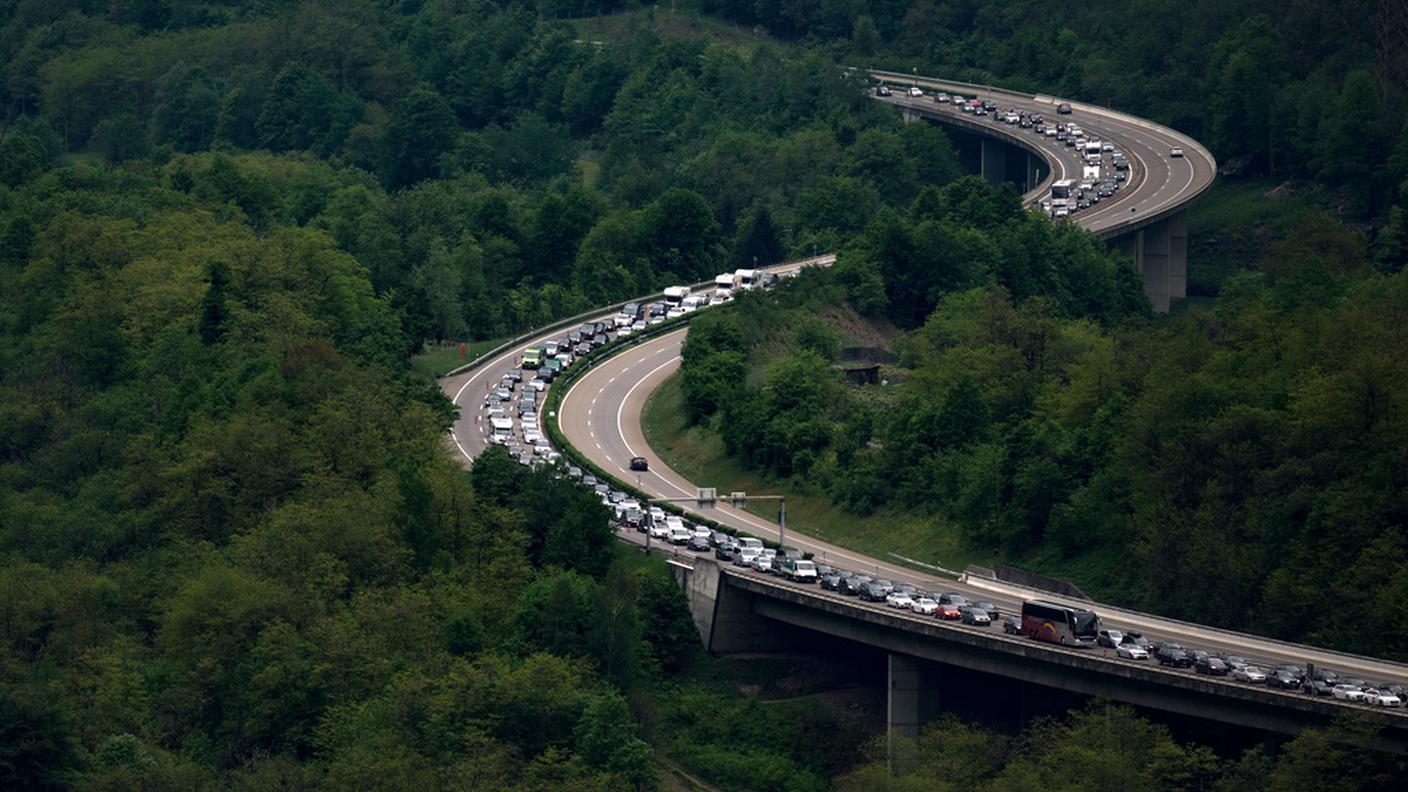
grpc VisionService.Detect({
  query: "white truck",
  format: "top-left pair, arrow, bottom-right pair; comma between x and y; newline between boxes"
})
1083,164 -> 1101,183
489,416 -> 513,443
663,285 -> 691,305
714,272 -> 738,301
734,269 -> 760,289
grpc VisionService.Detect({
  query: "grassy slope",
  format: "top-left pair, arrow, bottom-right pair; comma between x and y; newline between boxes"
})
1186,178 -> 1321,296
411,337 -> 509,380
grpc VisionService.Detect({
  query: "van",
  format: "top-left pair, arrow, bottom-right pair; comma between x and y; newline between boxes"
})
490,417 -> 513,443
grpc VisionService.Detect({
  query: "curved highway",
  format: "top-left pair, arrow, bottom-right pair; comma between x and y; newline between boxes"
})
868,71 -> 1217,238
556,326 -> 1408,700
441,76 -> 1406,716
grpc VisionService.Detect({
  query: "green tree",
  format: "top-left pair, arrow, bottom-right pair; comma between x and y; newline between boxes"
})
384,86 -> 460,189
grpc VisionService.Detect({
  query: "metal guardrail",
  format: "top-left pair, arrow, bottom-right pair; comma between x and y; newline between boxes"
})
865,69 -> 1216,238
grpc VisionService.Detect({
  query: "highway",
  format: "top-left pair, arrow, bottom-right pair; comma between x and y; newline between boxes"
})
439,76 -> 1406,718
869,73 -> 1217,238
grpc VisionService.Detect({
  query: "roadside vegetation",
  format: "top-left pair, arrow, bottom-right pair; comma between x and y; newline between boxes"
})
3,0 -> 1407,788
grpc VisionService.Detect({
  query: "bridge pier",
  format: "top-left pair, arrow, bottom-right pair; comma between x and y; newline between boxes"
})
672,558 -> 790,654
887,653 -> 940,773
1026,153 -> 1041,193
980,138 -> 1006,185
1111,209 -> 1187,312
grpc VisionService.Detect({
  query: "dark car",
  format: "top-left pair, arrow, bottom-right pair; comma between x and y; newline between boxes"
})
971,601 -> 1000,620
1311,668 -> 1339,685
1057,102 -> 1072,114
1121,632 -> 1152,651
623,302 -> 639,318
1097,629 -> 1125,648
1187,649 -> 1210,665
961,606 -> 992,626
1306,679 -> 1335,697
686,535 -> 711,552
1274,665 -> 1305,685
710,530 -> 731,547
937,592 -> 967,606
860,581 -> 892,602
714,542 -> 736,561
1002,615 -> 1023,635
1155,643 -> 1193,668
840,575 -> 872,596
1220,655 -> 1251,672
629,456 -> 649,471
1269,670 -> 1301,690
1194,657 -> 1230,676
820,572 -> 844,590
813,564 -> 833,581
876,85 -> 891,97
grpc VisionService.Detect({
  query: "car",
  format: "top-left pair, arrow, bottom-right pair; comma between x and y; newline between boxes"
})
1273,665 -> 1305,686
1002,615 -> 1022,634
886,591 -> 915,609
861,581 -> 892,602
876,85 -> 891,96
908,86 -> 923,97
1310,668 -> 1339,685
1231,666 -> 1267,684
937,602 -> 963,620
1362,689 -> 1403,707
951,95 -> 964,106
581,474 -> 598,487
715,541 -> 736,561
937,592 -> 967,606
1194,656 -> 1230,676
960,606 -> 992,626
629,456 -> 648,471
1169,146 -> 1184,157
911,597 -> 938,616
972,601 -> 1000,620
1117,644 -> 1150,660
1057,102 -> 1072,114
1331,684 -> 1366,702
1097,629 -> 1124,648
840,575 -> 872,596
1306,679 -> 1336,697
1155,643 -> 1193,668
593,483 -> 609,497
935,92 -> 949,103
1268,670 -> 1301,689
566,466 -> 583,479
749,555 -> 773,573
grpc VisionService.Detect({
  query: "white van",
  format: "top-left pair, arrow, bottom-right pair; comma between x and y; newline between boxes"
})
489,417 -> 513,443
734,269 -> 759,289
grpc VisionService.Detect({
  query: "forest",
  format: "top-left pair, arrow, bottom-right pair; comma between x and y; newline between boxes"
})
2,0 -> 1407,789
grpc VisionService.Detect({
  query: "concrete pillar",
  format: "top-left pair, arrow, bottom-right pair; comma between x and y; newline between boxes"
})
1026,154 -> 1041,192
980,138 -> 1006,185
680,558 -> 789,654
900,107 -> 919,125
1143,219 -> 1172,313
1167,210 -> 1188,302
888,653 -> 939,774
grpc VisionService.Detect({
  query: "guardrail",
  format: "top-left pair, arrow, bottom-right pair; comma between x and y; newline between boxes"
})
865,69 -> 1216,238
443,254 -> 835,379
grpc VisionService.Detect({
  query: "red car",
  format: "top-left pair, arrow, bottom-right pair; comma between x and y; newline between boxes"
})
629,456 -> 649,471
937,603 -> 963,620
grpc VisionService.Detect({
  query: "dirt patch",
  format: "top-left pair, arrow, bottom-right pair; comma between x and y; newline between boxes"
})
818,305 -> 903,350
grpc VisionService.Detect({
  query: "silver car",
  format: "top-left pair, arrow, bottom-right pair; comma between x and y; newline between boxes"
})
1232,666 -> 1267,683
1116,643 -> 1149,661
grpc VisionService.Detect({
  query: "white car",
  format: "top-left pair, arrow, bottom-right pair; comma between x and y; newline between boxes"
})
1116,644 -> 1150,661
527,379 -> 548,392
668,526 -> 691,545
750,555 -> 773,573
666,307 -> 684,320
1102,141 -> 1114,152
1231,666 -> 1267,683
1331,684 -> 1366,702
649,521 -> 671,540
911,597 -> 938,616
1170,146 -> 1184,157
1362,689 -> 1403,707
617,324 -> 633,338
908,86 -> 923,97
886,592 -> 915,610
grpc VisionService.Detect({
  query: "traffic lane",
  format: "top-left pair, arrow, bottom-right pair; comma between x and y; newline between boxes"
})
887,95 -> 1163,224
632,534 -> 1408,708
576,328 -> 1408,687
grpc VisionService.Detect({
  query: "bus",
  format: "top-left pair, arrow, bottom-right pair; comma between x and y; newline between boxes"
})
1021,600 -> 1100,647
521,347 -> 543,369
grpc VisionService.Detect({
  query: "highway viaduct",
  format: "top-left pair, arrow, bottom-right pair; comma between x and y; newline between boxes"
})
669,556 -> 1408,765
870,71 -> 1216,313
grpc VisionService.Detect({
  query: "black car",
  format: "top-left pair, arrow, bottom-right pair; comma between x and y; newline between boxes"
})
820,572 -> 844,590
1002,616 -> 1023,635
840,575 -> 872,596
876,85 -> 892,97
1194,656 -> 1230,676
1057,102 -> 1072,114
714,542 -> 736,561
629,456 -> 649,471
860,581 -> 891,602
937,592 -> 967,606
1306,679 -> 1335,697
970,601 -> 1000,620
686,535 -> 711,552
1273,664 -> 1305,686
1269,671 -> 1301,690
1155,643 -> 1193,668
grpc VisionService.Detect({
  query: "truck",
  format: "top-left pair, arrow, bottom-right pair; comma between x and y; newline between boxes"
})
1083,164 -> 1101,184
782,558 -> 818,583
663,285 -> 691,305
489,416 -> 513,443
734,269 -> 760,289
1049,179 -> 1076,216
521,347 -> 543,369
714,272 -> 738,300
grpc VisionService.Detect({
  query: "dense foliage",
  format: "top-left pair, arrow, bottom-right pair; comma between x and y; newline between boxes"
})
0,0 -> 965,348
836,703 -> 1405,792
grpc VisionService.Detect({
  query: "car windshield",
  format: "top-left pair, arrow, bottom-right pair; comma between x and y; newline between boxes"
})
796,562 -> 814,571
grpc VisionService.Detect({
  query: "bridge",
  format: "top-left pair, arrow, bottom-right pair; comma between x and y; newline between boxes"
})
867,70 -> 1217,312
439,76 -> 1408,766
